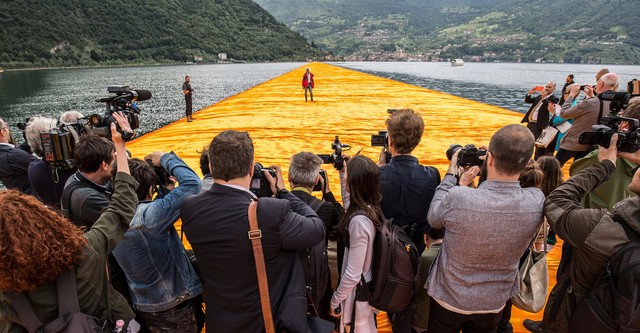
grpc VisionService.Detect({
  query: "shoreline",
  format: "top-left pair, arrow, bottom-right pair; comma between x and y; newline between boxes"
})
5,60 -> 640,73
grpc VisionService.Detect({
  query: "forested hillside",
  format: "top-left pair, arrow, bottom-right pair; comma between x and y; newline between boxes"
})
0,0 -> 322,68
255,0 -> 640,64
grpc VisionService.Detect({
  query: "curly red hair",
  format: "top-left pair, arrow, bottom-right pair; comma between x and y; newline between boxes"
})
0,190 -> 87,292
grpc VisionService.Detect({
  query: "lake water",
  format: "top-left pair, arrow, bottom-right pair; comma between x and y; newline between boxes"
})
1,61 -> 639,189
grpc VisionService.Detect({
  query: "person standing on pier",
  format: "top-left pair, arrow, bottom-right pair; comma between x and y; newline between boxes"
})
183,75 -> 194,122
302,68 -> 315,102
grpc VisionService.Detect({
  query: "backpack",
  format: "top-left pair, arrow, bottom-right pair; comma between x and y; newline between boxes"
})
568,214 -> 640,333
4,268 -> 108,333
349,210 -> 420,313
302,198 -> 331,311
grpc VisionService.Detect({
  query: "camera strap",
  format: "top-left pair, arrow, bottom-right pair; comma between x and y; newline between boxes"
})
598,98 -> 605,124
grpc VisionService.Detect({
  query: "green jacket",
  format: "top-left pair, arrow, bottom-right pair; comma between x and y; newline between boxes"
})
412,243 -> 441,331
543,161 -> 640,332
569,150 -> 637,210
0,172 -> 139,332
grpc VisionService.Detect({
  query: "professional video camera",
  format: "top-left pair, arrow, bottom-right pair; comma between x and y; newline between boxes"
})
446,144 -> 486,167
318,136 -> 351,171
578,79 -> 640,153
251,162 -> 277,197
89,85 -> 151,140
39,85 -> 151,170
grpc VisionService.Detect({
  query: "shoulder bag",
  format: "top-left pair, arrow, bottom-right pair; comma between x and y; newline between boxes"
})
511,222 -> 549,313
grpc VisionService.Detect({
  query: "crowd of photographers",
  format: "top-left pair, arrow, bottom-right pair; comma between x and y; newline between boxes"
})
0,71 -> 639,333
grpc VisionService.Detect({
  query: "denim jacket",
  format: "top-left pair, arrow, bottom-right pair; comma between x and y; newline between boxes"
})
112,152 -> 203,312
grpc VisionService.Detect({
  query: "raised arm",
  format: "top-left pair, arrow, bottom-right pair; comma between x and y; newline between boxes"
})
85,116 -> 138,255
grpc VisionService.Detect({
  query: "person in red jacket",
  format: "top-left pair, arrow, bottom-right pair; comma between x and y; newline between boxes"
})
302,68 -> 315,102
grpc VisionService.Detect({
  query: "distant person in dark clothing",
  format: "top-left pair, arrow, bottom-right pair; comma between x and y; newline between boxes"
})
302,68 -> 314,102
25,116 -> 76,209
521,81 -> 559,159
378,109 -> 441,333
183,75 -> 194,122
559,74 -> 574,105
0,117 -> 38,196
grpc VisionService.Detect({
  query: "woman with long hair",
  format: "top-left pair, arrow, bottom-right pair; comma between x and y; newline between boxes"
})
330,155 -> 380,333
0,119 -> 138,331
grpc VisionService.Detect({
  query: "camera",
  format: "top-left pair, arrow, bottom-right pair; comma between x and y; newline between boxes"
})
89,85 -> 151,141
312,169 -> 328,192
39,86 -> 151,170
446,144 -> 486,167
578,80 -> 640,153
317,136 -> 350,171
251,162 -> 276,197
579,85 -> 590,91
371,130 -> 391,164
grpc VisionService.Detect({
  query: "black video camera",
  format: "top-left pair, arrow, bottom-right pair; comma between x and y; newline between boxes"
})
371,130 -> 391,164
318,136 -> 350,171
89,85 -> 151,141
39,85 -> 151,170
251,162 -> 276,197
578,80 -> 640,153
447,144 -> 486,167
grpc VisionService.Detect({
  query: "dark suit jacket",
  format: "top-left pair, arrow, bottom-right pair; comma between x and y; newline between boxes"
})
180,184 -> 325,333
521,93 -> 560,132
291,189 -> 343,239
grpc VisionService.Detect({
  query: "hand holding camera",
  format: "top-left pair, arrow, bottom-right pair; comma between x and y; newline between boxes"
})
264,165 -> 285,194
598,133 -> 619,167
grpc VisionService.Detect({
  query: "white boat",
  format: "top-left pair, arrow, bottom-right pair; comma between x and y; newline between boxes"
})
451,59 -> 464,67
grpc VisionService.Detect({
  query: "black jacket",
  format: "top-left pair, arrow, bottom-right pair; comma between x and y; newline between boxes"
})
28,159 -> 76,209
0,143 -> 38,196
61,171 -> 111,230
291,189 -> 344,239
521,93 -> 560,132
181,184 -> 325,333
380,155 -> 440,252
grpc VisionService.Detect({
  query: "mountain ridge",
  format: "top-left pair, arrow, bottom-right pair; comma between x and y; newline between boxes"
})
0,0 -> 322,68
254,0 -> 640,64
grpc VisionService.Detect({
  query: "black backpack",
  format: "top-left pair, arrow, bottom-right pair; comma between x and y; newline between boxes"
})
302,199 -> 331,311
4,268 -> 108,333
349,210 -> 420,313
569,214 -> 640,333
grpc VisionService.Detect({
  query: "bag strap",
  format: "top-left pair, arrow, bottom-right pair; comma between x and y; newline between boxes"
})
56,268 -> 80,316
248,199 -> 276,333
612,214 -> 640,242
4,292 -> 44,333
598,98 -> 605,124
308,198 -> 324,213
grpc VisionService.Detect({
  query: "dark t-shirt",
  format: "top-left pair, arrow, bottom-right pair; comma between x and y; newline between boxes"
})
183,82 -> 193,97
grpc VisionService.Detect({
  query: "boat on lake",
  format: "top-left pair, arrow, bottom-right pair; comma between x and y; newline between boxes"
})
451,59 -> 464,67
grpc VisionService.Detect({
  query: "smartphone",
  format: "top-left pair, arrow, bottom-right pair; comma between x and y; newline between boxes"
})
534,86 -> 544,91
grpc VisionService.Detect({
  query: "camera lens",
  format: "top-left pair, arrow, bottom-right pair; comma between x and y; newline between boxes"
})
446,144 -> 462,161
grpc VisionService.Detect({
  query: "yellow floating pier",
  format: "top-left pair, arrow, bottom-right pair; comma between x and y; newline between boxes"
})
127,62 -> 559,333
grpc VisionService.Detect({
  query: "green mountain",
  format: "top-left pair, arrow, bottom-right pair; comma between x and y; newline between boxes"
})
0,0 -> 322,68
254,0 -> 640,64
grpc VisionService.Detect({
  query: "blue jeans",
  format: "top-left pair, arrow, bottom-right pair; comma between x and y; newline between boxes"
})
138,300 -> 198,333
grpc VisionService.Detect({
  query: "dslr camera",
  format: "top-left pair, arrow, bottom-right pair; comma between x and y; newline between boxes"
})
318,136 -> 350,171
578,80 -> 640,153
312,169 -> 328,192
447,144 -> 486,167
39,85 -> 151,170
251,162 -> 277,197
371,130 -> 391,164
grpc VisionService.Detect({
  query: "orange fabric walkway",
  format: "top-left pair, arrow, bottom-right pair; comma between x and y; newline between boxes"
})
127,62 -> 557,332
